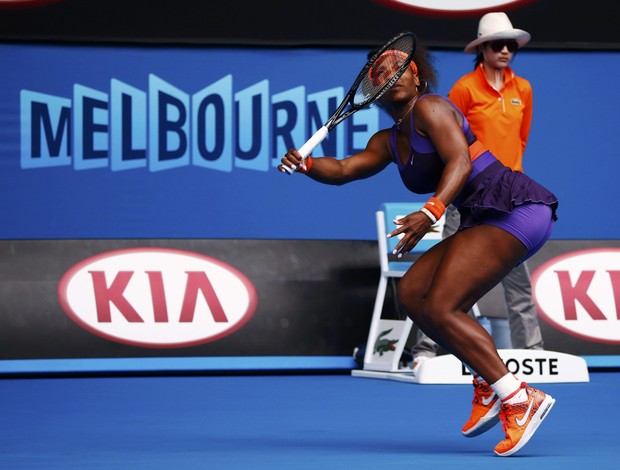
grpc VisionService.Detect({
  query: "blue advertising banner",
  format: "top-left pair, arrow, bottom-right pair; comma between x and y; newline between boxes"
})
1,43 -> 619,240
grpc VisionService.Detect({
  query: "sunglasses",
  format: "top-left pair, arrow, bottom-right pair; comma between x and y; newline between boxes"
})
487,40 -> 519,53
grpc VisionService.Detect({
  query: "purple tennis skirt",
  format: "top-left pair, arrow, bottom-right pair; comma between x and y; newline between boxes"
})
455,151 -> 559,260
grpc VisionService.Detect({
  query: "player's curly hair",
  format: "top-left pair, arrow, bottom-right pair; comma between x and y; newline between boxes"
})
412,42 -> 438,94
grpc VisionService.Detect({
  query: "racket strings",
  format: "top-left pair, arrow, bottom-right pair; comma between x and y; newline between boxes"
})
355,34 -> 415,107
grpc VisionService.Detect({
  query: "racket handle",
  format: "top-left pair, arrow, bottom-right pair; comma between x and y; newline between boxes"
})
283,126 -> 329,174
298,126 -> 329,158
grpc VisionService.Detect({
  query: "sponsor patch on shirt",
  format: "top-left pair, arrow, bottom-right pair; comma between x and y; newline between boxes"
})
511,98 -> 523,105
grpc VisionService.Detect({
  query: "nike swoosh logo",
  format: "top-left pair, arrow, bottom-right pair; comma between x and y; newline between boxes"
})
515,398 -> 535,427
482,393 -> 496,406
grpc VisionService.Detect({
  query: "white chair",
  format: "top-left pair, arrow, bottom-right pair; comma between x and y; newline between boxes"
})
360,202 -> 445,373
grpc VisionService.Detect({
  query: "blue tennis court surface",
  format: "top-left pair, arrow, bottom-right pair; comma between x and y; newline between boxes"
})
0,372 -> 615,469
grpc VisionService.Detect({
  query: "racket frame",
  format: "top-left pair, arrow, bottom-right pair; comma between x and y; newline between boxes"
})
283,31 -> 416,174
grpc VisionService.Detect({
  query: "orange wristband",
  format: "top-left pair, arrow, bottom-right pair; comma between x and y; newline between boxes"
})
297,155 -> 313,174
423,197 -> 445,220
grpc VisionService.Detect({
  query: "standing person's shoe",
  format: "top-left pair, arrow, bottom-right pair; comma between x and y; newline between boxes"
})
462,379 -> 501,437
494,385 -> 555,457
409,355 -> 429,378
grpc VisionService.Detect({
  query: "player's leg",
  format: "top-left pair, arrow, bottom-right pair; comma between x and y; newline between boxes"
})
408,205 -> 461,367
481,204 -> 556,456
399,224 -> 519,382
398,222 -> 555,455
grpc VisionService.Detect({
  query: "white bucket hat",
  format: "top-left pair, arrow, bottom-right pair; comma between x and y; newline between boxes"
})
464,12 -> 531,54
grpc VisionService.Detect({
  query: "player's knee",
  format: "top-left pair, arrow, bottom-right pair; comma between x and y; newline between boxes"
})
418,296 -> 452,329
396,279 -> 423,321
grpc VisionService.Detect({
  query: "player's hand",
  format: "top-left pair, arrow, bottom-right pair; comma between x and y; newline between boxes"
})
387,211 -> 433,257
278,149 -> 307,175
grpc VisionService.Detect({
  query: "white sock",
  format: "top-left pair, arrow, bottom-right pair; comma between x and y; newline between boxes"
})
491,373 -> 527,404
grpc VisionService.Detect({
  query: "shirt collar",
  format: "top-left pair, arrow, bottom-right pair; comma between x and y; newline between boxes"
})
476,63 -> 516,87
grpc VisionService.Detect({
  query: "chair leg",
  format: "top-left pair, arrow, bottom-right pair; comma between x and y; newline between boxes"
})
363,275 -> 388,367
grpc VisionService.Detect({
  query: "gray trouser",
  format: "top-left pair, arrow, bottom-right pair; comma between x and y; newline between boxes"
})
411,205 -> 544,357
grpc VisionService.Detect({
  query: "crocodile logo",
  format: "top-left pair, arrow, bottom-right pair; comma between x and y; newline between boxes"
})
373,328 -> 398,356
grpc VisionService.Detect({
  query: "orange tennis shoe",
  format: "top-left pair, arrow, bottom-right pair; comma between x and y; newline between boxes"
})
462,379 -> 501,437
494,385 -> 556,457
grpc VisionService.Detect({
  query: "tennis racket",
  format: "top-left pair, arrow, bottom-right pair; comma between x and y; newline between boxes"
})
282,31 -> 416,174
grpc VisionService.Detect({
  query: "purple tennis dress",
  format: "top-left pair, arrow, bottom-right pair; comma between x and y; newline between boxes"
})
389,94 -> 558,260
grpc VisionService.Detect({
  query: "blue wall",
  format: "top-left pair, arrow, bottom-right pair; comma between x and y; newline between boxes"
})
1,44 -> 618,240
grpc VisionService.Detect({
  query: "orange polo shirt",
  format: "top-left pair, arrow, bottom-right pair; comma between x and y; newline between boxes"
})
448,64 -> 532,172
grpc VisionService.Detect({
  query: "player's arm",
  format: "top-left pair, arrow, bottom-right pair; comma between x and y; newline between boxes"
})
386,97 -> 472,255
415,96 -> 472,206
278,130 -> 393,185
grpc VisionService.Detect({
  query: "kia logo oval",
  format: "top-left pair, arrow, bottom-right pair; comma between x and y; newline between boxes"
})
532,248 -> 620,345
58,248 -> 257,348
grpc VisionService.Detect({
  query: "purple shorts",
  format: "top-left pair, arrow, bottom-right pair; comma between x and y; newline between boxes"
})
455,152 -> 558,263
484,203 -> 554,262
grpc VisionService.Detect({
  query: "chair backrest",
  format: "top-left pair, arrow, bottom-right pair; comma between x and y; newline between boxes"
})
376,202 -> 446,274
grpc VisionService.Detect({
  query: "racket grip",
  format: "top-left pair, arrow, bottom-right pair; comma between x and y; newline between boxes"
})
298,126 -> 329,158
283,126 -> 329,175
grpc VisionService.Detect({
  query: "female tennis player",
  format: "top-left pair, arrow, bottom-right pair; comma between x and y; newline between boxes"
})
278,42 -> 558,457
